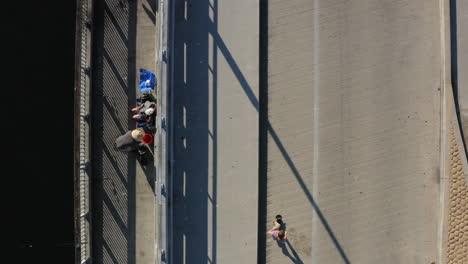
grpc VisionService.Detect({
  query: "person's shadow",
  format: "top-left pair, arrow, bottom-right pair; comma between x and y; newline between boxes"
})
276,224 -> 304,264
277,240 -> 304,264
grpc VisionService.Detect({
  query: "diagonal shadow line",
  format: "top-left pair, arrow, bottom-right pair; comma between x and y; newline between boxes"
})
103,96 -> 127,135
102,234 -> 123,264
143,4 -> 156,25
278,240 -> 303,264
103,2 -> 129,44
268,122 -> 351,264
102,189 -> 130,236
146,0 -> 157,13
103,49 -> 129,93
209,29 -> 259,111
101,142 -> 129,186
209,28 -> 351,263
285,239 -> 304,264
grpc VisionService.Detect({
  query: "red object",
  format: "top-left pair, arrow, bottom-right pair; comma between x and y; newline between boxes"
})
142,134 -> 154,144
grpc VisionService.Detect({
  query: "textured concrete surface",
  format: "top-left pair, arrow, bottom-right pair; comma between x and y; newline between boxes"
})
171,0 -> 259,263
446,121 -> 468,264
264,1 -> 442,263
454,0 -> 468,146
90,0 -> 157,263
441,3 -> 468,262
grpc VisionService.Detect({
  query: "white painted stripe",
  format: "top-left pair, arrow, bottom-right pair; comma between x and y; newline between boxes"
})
311,1 -> 320,263
184,42 -> 187,85
183,106 -> 187,128
183,233 -> 187,264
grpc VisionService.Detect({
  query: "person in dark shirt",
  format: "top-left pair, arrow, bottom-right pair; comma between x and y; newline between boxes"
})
132,107 -> 155,124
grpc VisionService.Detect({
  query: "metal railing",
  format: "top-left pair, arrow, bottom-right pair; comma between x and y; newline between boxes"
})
74,0 -> 93,263
156,0 -> 172,263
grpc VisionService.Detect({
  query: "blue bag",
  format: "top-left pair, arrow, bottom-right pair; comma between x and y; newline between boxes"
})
139,68 -> 156,92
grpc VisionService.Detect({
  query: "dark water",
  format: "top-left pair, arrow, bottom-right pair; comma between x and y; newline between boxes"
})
2,1 -> 76,263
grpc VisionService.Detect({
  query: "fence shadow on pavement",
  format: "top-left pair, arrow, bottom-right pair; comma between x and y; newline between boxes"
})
90,0 -> 138,263
208,6 -> 352,264
171,0 -> 350,263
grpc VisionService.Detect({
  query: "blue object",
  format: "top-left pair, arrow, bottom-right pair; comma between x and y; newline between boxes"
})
139,68 -> 156,92
137,122 -> 152,128
137,122 -> 148,128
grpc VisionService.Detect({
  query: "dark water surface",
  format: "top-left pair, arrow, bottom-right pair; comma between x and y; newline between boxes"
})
2,1 -> 76,263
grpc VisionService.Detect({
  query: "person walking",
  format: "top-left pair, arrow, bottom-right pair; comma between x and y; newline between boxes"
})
267,214 -> 287,242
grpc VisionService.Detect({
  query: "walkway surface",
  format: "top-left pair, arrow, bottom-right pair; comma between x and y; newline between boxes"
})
171,0 -> 259,263
454,0 -> 468,145
90,0 -> 158,263
446,2 -> 468,262
264,1 -> 442,263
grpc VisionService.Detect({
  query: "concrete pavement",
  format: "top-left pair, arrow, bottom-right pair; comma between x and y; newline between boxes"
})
90,0 -> 157,263
135,0 -> 158,262
86,1 -> 463,263
264,0 -> 442,263
171,0 -> 259,263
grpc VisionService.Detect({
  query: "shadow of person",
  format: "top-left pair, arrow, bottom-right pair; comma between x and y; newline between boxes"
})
286,239 -> 304,264
134,149 -> 156,194
276,239 -> 304,264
